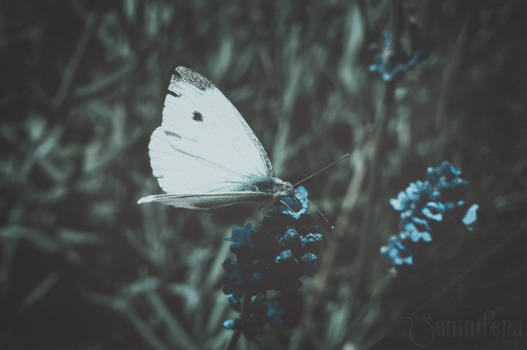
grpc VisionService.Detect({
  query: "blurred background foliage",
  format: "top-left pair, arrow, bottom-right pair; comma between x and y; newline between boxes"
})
1,0 -> 526,349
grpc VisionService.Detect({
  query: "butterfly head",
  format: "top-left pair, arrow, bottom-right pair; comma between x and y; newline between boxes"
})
271,177 -> 295,198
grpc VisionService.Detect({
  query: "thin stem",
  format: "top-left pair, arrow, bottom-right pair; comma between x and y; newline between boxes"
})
353,0 -> 403,301
289,149 -> 367,350
51,12 -> 98,110
225,328 -> 241,350
145,291 -> 199,350
434,0 -> 476,161
225,294 -> 252,350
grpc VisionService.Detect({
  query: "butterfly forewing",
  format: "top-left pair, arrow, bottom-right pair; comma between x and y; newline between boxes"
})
140,66 -> 277,208
162,67 -> 273,177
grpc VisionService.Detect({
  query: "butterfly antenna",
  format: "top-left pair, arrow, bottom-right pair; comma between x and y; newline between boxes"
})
293,153 -> 350,187
315,207 -> 334,230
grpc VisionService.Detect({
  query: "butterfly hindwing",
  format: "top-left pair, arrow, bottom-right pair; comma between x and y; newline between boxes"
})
138,191 -> 273,209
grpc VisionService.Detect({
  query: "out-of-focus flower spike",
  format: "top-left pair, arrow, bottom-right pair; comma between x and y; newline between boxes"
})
368,32 -> 427,82
381,161 -> 478,267
222,185 -> 324,334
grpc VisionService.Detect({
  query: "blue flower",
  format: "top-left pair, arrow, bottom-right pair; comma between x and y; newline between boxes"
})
280,186 -> 309,219
223,318 -> 240,330
421,201 -> 445,221
380,236 -> 413,266
275,249 -> 293,263
401,222 -> 432,243
369,32 -> 427,82
381,161 -> 478,266
462,204 -> 479,230
300,253 -> 319,275
227,224 -> 254,253
264,292 -> 302,328
222,185 -> 323,335
222,259 -> 243,296
278,228 -> 301,248
300,233 -> 323,252
223,292 -> 302,333
265,300 -> 286,327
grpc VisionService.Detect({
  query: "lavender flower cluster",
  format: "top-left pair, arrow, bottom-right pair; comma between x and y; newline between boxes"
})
222,186 -> 324,336
369,33 -> 426,82
381,161 -> 479,266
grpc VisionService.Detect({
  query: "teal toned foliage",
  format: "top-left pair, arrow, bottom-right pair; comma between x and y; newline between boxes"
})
1,1 -> 526,349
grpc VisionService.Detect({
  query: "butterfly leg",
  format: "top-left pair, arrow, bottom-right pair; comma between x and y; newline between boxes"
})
291,192 -> 334,230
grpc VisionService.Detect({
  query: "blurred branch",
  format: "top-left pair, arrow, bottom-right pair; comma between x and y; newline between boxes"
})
206,293 -> 230,336
0,225 -> 101,265
86,278 -> 200,350
225,294 -> 251,350
145,290 -> 200,350
72,58 -> 137,103
0,225 -> 62,253
72,126 -> 146,192
272,25 -> 303,174
82,291 -> 166,350
20,271 -> 60,310
20,125 -> 63,179
51,12 -> 99,110
203,239 -> 230,291
434,0 -> 476,161
0,238 -> 21,297
271,118 -> 292,174
348,273 -> 394,345
354,0 -> 403,301
122,303 -> 171,350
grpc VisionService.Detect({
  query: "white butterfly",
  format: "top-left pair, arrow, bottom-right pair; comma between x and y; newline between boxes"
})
137,66 -> 295,209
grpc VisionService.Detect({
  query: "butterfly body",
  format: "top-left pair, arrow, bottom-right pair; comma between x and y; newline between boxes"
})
138,66 -> 294,209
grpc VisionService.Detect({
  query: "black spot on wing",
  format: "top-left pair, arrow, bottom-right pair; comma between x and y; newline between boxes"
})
193,111 -> 203,122
164,129 -> 181,139
167,90 -> 181,98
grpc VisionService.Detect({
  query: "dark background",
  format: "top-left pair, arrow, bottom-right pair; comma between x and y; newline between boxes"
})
1,0 -> 526,349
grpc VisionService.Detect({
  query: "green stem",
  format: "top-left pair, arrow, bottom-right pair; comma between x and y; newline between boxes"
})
354,0 -> 403,301
225,329 -> 241,350
225,294 -> 252,350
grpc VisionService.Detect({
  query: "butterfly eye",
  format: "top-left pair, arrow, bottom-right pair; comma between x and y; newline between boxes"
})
193,111 -> 204,122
